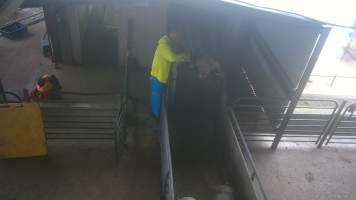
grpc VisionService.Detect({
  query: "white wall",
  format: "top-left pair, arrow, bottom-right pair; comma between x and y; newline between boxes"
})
116,0 -> 168,67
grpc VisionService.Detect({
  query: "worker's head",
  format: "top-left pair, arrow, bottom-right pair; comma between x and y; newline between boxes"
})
168,30 -> 181,42
167,29 -> 185,52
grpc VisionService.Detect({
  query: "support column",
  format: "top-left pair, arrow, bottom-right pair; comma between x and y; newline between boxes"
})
66,6 -> 82,65
271,27 -> 331,150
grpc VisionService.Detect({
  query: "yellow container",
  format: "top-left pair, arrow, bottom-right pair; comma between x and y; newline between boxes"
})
0,102 -> 47,158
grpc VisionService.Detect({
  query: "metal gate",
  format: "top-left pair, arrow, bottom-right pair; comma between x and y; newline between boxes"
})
324,102 -> 356,145
231,97 -> 339,147
40,92 -> 127,165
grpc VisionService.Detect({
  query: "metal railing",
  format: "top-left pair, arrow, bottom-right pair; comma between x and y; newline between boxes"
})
40,92 -> 126,165
310,74 -> 356,87
286,99 -> 339,145
229,108 -> 268,200
324,102 -> 356,145
231,97 -> 339,147
159,100 -> 175,200
0,79 -> 7,103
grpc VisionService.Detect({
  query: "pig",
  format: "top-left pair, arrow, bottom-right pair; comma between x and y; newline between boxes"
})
194,56 -> 223,79
212,185 -> 234,200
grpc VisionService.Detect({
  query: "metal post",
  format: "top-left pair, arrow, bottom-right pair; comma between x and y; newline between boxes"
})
23,88 -> 30,102
271,27 -> 331,150
159,101 -> 175,200
315,100 -> 339,144
0,79 -> 7,103
124,18 -> 133,104
323,101 -> 348,146
330,75 -> 337,87
229,109 -> 268,200
167,63 -> 178,107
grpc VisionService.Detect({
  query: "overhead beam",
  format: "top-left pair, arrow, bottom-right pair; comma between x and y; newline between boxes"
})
23,0 -> 129,6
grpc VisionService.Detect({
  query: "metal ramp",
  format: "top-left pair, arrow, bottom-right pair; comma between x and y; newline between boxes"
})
40,92 -> 127,164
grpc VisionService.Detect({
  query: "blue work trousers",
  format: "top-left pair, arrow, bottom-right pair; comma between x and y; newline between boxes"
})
150,76 -> 167,119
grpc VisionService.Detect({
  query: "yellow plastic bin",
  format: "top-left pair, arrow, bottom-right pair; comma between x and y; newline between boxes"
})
0,102 -> 48,158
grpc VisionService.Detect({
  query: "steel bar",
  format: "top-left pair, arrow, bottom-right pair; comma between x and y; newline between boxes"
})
229,109 -> 268,200
47,137 -> 113,140
40,103 -> 119,109
234,96 -> 339,145
46,130 -> 115,134
0,79 -> 7,103
43,114 -> 115,118
113,107 -> 123,166
40,90 -> 126,166
159,101 -> 175,200
318,100 -> 347,147
271,27 -> 331,150
325,102 -> 356,145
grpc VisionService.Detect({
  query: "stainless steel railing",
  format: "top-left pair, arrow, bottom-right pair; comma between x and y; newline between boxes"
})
40,92 -> 126,165
231,97 -> 339,147
159,100 -> 175,200
324,102 -> 356,145
228,108 -> 268,200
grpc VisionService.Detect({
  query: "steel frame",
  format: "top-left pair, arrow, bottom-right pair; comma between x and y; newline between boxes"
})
324,102 -> 356,145
229,108 -> 268,200
159,100 -> 175,200
271,27 -> 331,149
40,92 -> 126,165
231,97 -> 339,147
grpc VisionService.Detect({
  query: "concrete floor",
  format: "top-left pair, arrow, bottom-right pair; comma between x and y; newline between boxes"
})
0,127 -> 161,200
2,21 -> 356,200
251,142 -> 356,200
0,22 -> 122,95
1,22 -> 160,200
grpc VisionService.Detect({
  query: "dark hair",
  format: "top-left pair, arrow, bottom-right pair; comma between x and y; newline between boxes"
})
166,24 -> 181,35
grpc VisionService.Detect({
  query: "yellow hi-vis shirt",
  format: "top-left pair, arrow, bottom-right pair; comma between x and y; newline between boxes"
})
151,35 -> 184,84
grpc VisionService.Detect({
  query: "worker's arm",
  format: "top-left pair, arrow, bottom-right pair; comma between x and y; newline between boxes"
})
159,42 -> 185,63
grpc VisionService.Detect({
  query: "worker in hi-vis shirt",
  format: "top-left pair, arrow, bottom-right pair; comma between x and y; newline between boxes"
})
150,30 -> 189,118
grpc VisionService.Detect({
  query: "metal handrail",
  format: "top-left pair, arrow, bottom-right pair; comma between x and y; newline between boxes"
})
232,97 -> 339,117
324,102 -> 356,145
232,97 -> 339,134
160,100 -> 175,200
232,96 -> 340,146
229,108 -> 268,200
113,101 -> 126,165
61,91 -> 121,96
40,91 -> 126,166
0,91 -> 23,104
310,74 -> 356,87
232,97 -> 339,108
0,79 -> 7,102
